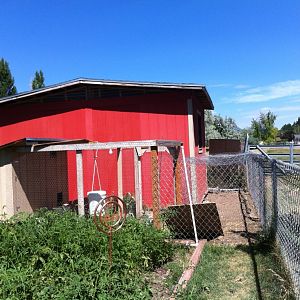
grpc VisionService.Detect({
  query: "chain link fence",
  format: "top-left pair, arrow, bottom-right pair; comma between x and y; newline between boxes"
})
160,151 -> 300,297
246,153 -> 300,298
10,146 -> 300,297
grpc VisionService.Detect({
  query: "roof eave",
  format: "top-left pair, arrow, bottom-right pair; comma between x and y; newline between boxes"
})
0,78 -> 207,104
199,87 -> 214,110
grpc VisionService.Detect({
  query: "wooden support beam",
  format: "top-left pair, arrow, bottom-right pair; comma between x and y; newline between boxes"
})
151,146 -> 161,229
134,147 -> 143,218
117,148 -> 123,198
76,150 -> 85,216
169,146 -> 182,205
187,99 -> 195,158
174,147 -> 183,205
187,98 -> 197,203
0,150 -> 14,218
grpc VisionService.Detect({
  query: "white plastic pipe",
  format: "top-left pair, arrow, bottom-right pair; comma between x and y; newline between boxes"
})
181,146 -> 199,245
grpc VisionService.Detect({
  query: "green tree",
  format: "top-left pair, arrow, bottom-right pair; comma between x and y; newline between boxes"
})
204,110 -> 242,145
251,111 -> 278,143
31,70 -> 45,90
293,125 -> 300,134
0,58 -> 17,97
214,115 -> 241,139
204,110 -> 221,143
279,123 -> 294,141
279,117 -> 300,141
292,117 -> 300,134
241,128 -> 259,145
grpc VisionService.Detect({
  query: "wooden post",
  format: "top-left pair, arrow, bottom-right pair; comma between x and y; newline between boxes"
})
187,99 -> 195,158
175,147 -> 183,205
151,146 -> 161,229
169,146 -> 182,205
187,99 -> 197,203
0,150 -> 14,218
76,150 -> 85,216
117,148 -> 123,198
134,147 -> 142,218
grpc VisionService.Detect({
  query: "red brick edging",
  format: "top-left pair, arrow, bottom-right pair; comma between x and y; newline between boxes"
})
171,239 -> 207,299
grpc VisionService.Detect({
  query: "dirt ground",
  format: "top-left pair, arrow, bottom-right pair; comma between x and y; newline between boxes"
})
149,191 -> 262,299
205,191 -> 261,245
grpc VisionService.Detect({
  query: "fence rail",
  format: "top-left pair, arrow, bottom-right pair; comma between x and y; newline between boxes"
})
250,142 -> 300,165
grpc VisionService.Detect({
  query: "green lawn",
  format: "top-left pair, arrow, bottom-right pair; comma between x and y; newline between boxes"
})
263,147 -> 300,162
266,148 -> 300,155
177,241 -> 295,300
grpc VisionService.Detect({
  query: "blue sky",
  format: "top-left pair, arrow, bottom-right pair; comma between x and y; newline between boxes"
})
1,0 -> 300,129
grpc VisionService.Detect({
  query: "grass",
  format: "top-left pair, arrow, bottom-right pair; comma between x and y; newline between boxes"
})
262,147 -> 300,163
266,148 -> 300,155
0,209 -> 179,300
177,241 -> 295,300
164,245 -> 192,288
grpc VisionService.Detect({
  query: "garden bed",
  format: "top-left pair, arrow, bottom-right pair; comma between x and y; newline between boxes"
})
0,210 -> 190,299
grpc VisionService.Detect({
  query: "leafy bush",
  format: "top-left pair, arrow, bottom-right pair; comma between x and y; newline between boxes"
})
0,210 -> 175,299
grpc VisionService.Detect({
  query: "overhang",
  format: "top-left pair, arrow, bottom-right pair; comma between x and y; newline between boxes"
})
0,78 -> 214,109
0,138 -> 90,151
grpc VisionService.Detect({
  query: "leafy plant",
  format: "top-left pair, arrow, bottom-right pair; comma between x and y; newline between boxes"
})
0,210 -> 175,299
123,192 -> 136,217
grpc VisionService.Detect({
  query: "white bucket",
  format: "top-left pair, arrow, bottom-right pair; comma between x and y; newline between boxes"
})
87,190 -> 107,216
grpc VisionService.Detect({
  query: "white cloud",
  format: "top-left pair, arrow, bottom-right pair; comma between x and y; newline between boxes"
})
272,105 -> 300,112
241,105 -> 300,118
235,104 -> 300,128
209,83 -> 250,89
291,98 -> 300,103
231,80 -> 300,103
208,83 -> 231,88
233,84 -> 250,89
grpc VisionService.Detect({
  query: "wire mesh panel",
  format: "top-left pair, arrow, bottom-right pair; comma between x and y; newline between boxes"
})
275,161 -> 300,298
205,154 -> 247,191
158,148 -> 195,239
12,152 -> 69,213
246,154 -> 274,232
157,150 -> 223,241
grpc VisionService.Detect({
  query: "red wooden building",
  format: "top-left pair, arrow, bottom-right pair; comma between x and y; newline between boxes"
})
0,78 -> 213,216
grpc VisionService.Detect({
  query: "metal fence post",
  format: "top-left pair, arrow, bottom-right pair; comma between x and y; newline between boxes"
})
290,140 -> 294,164
271,159 -> 278,236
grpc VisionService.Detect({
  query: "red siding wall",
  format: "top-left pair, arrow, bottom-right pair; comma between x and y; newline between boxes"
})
0,92 -> 206,205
